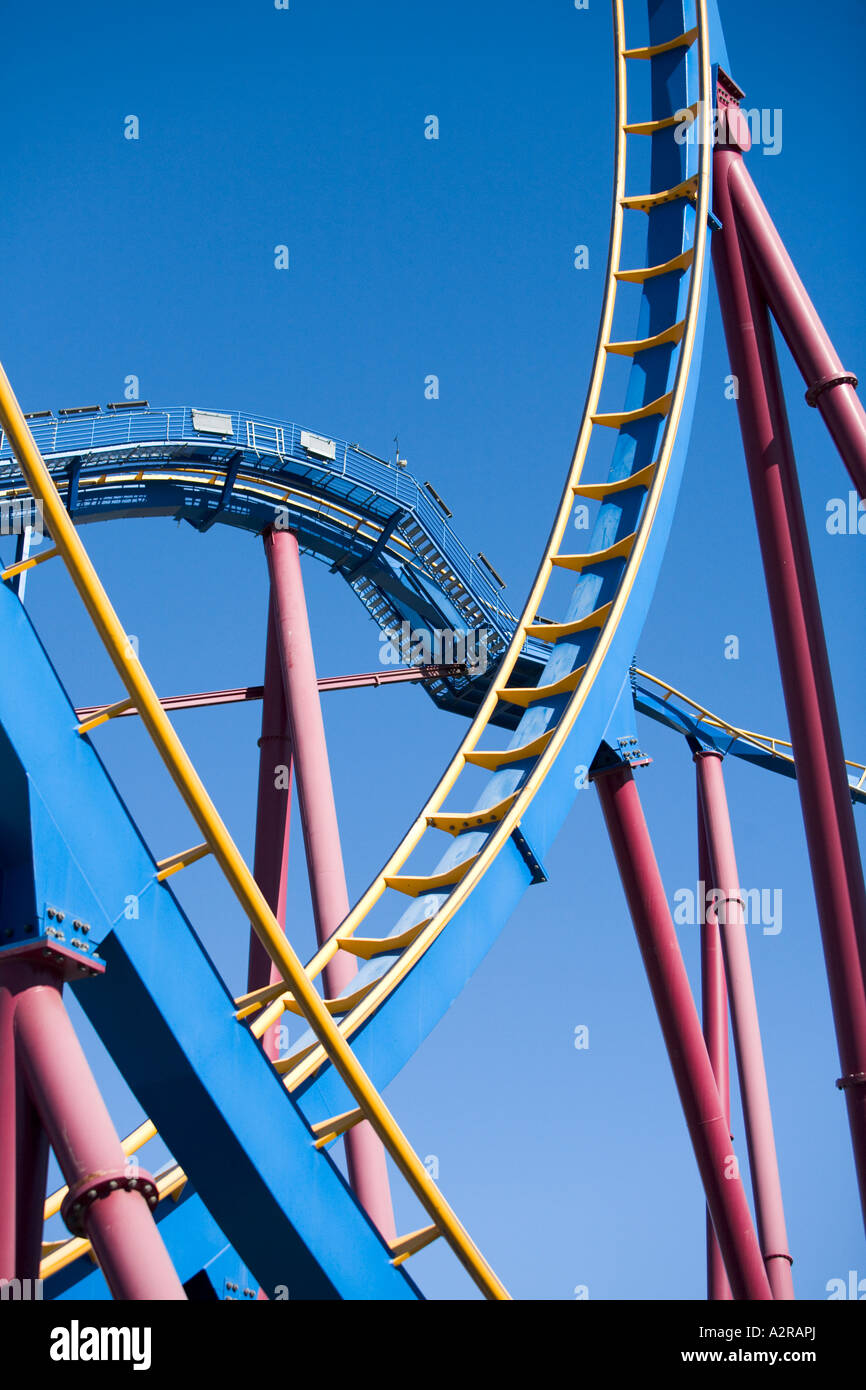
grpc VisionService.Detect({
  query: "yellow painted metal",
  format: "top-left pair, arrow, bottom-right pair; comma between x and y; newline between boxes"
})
234,978 -> 286,1019
623,101 -> 698,135
552,533 -> 637,570
39,1234 -> 93,1280
0,364 -> 509,1300
527,602 -> 613,641
621,175 -> 699,212
273,1041 -> 319,1075
311,1107 -> 364,1149
464,729 -> 556,771
572,461 -> 657,500
282,978 -> 377,1017
615,247 -> 694,283
605,319 -> 686,356
1,545 -> 59,581
279,0 -> 714,1095
499,665 -> 587,708
33,1 -> 717,1293
155,841 -> 211,881
591,392 -> 673,428
389,1223 -> 441,1266
336,920 -> 430,960
384,855 -> 481,898
77,695 -> 135,736
635,668 -> 866,786
248,993 -> 292,1038
426,791 -> 519,835
623,24 -> 698,59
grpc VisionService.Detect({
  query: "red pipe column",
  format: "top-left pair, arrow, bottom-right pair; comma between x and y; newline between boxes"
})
12,963 -> 186,1300
725,156 -> 866,500
713,145 -> 866,1226
695,752 -> 794,1299
698,801 -> 732,1301
0,961 -> 50,1282
593,764 -> 772,1300
248,596 -> 294,1063
264,527 -> 396,1242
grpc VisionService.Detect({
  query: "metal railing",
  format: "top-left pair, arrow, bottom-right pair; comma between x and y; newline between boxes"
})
0,405 -> 523,639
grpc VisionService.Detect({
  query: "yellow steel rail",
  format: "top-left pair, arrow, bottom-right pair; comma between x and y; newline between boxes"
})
251,0 -> 715,1090
0,368 -> 509,1301
635,668 -> 866,787
30,0 -> 713,1291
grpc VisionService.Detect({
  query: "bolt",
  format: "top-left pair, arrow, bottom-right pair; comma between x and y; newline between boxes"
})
47,908 -> 55,920
55,912 -> 65,923
81,923 -> 91,934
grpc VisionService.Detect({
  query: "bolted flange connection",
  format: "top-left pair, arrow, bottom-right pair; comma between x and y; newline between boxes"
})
60,1166 -> 159,1238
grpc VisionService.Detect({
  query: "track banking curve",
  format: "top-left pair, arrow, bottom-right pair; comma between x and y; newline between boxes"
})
0,0 -> 732,1299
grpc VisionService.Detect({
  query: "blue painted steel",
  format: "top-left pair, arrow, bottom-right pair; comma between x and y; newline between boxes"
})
0,404 -> 545,725
633,676 -> 866,805
282,0 -> 724,1135
49,1186 -> 230,1301
10,0 -> 736,1300
0,577 -> 419,1300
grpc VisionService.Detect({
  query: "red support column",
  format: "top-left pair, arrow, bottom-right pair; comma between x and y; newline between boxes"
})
695,752 -> 794,1299
593,764 -> 772,1300
0,962 -> 50,1282
11,961 -> 186,1300
698,799 -> 732,1301
248,595 -> 294,1063
264,527 -> 396,1242
713,145 -> 866,1227
724,152 -> 866,500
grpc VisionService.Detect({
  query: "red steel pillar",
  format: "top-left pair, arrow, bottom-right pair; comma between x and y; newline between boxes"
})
695,752 -> 794,1299
0,961 -> 50,1281
723,149 -> 866,500
10,959 -> 186,1299
698,799 -> 732,1301
264,527 -> 396,1242
248,595 -> 294,1063
593,763 -> 772,1300
713,142 -> 866,1226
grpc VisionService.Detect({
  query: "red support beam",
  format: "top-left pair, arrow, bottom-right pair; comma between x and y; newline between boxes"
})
695,752 -> 794,1299
73,665 -> 466,724
264,528 -> 396,1242
10,959 -> 186,1299
247,595 -> 294,1063
698,796 -> 732,1301
0,962 -> 49,1282
713,143 -> 866,1228
593,764 -> 772,1301
723,150 -> 866,500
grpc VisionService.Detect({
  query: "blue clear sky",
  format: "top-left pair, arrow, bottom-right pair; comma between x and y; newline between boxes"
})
2,0 -> 864,1300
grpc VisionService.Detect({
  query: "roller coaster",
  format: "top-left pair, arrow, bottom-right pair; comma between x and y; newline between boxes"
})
1,0 -> 864,1303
